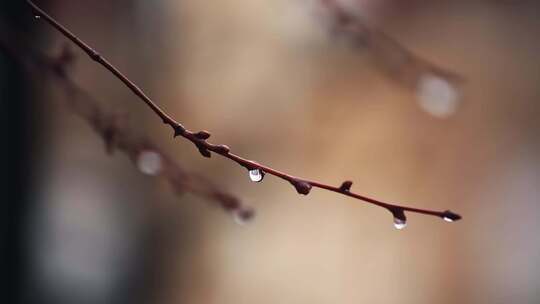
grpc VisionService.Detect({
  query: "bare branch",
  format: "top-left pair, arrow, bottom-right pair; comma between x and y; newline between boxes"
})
25,0 -> 461,226
0,30 -> 254,224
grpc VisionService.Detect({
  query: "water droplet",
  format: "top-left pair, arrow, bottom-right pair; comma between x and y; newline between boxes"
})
34,15 -> 41,19
248,169 -> 264,182
136,150 -> 162,176
443,216 -> 454,223
393,217 -> 407,230
441,210 -> 461,222
417,73 -> 460,118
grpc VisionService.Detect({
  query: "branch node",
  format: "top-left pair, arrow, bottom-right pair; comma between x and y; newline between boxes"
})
194,130 -> 211,140
87,50 -> 102,62
172,123 -> 186,137
214,144 -> 230,154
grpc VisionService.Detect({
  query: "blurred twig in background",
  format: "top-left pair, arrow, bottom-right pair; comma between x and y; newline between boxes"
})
322,0 -> 463,118
0,28 -> 255,223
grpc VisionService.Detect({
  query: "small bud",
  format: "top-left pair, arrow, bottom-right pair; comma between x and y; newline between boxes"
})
339,180 -> 353,192
194,130 -> 211,140
197,146 -> 212,158
292,180 -> 312,195
214,144 -> 230,154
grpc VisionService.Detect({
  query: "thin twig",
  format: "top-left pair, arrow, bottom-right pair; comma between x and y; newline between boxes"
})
0,30 -> 254,223
26,0 -> 461,225
322,0 -> 463,90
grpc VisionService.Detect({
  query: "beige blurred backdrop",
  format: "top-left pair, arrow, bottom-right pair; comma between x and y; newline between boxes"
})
30,0 -> 540,303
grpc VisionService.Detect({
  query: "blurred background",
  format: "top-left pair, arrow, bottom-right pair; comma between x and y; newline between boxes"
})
2,0 -> 540,303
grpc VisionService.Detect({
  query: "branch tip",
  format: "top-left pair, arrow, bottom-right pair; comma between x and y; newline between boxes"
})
441,210 -> 462,222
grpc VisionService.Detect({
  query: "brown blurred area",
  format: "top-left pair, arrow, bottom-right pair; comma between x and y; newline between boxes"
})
7,0 -> 540,303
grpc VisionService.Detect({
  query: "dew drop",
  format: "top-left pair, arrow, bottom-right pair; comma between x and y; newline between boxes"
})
34,15 -> 41,19
393,217 -> 407,230
441,210 -> 461,222
136,150 -> 162,176
443,216 -> 454,223
248,169 -> 264,182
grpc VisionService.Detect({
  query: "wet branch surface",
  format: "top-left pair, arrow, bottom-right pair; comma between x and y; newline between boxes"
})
25,0 -> 461,226
0,26 -> 254,222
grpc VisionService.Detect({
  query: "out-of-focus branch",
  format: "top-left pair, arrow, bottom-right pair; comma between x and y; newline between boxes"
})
0,29 -> 255,223
25,0 -> 461,228
321,0 -> 463,89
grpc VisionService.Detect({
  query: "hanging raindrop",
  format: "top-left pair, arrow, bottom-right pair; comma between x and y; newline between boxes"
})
443,216 -> 454,222
441,210 -> 461,222
248,169 -> 264,182
393,217 -> 407,230
391,209 -> 407,230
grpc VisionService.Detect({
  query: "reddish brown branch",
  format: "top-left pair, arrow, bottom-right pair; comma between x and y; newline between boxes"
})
26,0 -> 461,226
0,28 -> 254,223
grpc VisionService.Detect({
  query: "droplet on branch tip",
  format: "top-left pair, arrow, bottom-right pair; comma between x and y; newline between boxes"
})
441,210 -> 461,222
